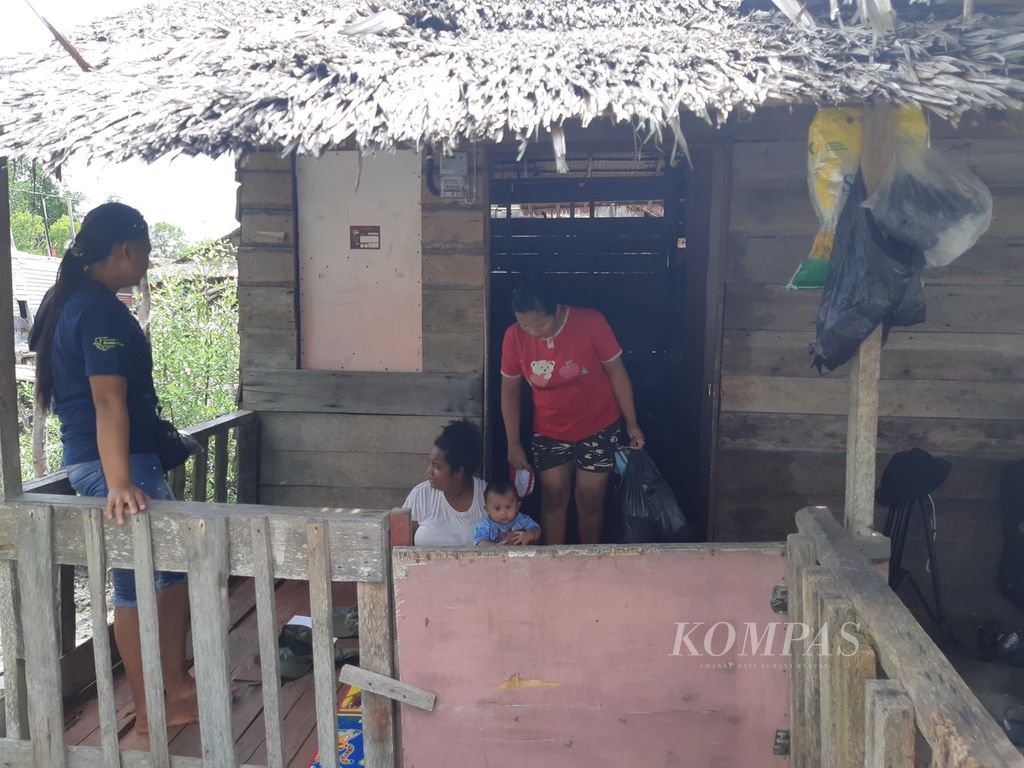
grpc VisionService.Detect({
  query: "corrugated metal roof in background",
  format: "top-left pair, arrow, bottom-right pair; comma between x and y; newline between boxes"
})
11,250 -> 134,319
12,249 -> 60,315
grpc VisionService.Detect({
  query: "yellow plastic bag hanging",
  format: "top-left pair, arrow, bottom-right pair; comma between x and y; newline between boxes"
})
789,106 -> 928,290
789,108 -> 863,290
894,105 -> 929,146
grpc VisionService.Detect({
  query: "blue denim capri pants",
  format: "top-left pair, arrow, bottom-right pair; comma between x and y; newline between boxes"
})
65,453 -> 188,607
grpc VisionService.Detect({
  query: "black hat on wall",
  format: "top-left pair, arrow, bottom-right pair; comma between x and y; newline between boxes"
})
875,449 -> 952,507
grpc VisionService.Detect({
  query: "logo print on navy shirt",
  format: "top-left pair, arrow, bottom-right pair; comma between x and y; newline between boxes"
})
92,336 -> 125,352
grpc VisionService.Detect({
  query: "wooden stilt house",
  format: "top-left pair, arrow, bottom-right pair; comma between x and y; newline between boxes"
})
2,1 -> 1024,765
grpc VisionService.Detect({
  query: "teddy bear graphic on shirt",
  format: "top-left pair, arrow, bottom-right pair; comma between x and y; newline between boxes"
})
529,360 -> 555,387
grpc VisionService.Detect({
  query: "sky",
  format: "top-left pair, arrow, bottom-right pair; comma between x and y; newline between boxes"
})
2,0 -> 239,241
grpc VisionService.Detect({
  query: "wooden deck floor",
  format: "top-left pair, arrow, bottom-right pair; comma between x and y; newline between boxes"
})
897,577 -> 1024,757
63,578 -> 358,768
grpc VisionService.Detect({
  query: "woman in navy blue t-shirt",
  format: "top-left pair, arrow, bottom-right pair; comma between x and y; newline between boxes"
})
30,203 -> 198,733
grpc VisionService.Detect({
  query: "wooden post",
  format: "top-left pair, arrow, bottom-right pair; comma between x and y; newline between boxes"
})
0,158 -> 23,500
864,679 -> 915,768
131,513 -> 170,767
251,517 -> 285,768
17,506 -> 65,768
359,514 -> 397,768
192,436 -> 209,502
844,104 -> 898,537
83,509 -> 122,768
801,566 -> 835,768
213,431 -> 229,503
31,400 -> 48,478
833,625 -> 876,768
186,517 -> 234,767
0,562 -> 28,739
236,418 -> 261,504
818,590 -> 854,768
845,327 -> 881,537
787,533 -> 817,768
0,157 -> 29,741
59,563 -> 76,653
389,509 -> 410,763
38,194 -> 55,259
389,509 -> 412,549
307,522 -> 337,768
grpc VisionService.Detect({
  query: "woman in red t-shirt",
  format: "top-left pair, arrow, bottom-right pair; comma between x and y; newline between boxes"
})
500,281 -> 645,545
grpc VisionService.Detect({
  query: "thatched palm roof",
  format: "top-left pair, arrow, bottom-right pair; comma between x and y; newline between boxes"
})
2,0 -> 1024,166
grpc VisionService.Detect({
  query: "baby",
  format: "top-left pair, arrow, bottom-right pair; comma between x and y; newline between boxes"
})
474,479 -> 541,546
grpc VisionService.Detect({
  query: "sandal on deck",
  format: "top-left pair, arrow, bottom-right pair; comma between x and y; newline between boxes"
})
271,616 -> 360,681
333,606 -> 359,639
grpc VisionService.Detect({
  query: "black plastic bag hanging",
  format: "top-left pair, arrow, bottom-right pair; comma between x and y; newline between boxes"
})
811,171 -> 926,373
865,140 -> 992,268
615,449 -> 688,543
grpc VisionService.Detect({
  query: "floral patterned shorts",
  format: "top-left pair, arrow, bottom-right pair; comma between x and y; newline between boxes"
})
532,419 -> 625,474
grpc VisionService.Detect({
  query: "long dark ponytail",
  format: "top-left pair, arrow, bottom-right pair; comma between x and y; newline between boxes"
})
28,202 -> 148,411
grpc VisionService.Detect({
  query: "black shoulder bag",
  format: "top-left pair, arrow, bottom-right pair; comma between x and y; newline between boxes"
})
155,407 -> 202,472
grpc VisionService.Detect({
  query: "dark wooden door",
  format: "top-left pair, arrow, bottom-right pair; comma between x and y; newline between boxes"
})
487,161 -> 694,540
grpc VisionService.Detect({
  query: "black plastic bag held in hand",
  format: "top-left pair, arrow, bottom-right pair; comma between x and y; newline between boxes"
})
811,171 -> 926,373
156,416 -> 203,472
616,449 -> 688,543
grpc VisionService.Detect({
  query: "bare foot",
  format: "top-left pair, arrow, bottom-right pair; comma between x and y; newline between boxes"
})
176,674 -> 241,698
170,674 -> 197,700
165,693 -> 200,728
134,694 -> 200,735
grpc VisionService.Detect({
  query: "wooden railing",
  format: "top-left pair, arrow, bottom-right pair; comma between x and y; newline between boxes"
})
169,410 -> 261,504
24,409 -> 261,504
17,410 -> 261,698
0,493 -> 401,768
789,506 -> 1024,768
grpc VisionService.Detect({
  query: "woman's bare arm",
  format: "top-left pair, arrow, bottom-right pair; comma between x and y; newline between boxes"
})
89,375 -> 149,524
603,357 -> 645,449
501,375 -> 529,468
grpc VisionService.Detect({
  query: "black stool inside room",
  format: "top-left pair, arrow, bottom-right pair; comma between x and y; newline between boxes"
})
876,448 -> 953,631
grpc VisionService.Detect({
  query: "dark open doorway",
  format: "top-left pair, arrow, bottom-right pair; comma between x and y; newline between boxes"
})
486,146 -> 715,542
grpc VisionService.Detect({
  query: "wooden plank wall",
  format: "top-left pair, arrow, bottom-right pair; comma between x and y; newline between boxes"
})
716,107 -> 1024,614
421,147 -> 488,375
237,150 -> 487,509
236,151 -> 298,371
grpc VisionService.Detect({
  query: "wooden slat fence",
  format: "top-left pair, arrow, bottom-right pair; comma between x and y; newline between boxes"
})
0,408 -> 400,767
0,498 -> 399,768
12,411 -> 261,705
789,506 -> 1024,768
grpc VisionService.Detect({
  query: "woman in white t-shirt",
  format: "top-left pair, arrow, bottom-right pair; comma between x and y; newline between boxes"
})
403,420 -> 486,546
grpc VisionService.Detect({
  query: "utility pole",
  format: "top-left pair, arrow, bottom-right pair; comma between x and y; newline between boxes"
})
39,194 -> 54,257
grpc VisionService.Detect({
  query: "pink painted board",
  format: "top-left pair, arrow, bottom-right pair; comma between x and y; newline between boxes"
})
297,151 -> 423,372
394,545 -> 791,768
